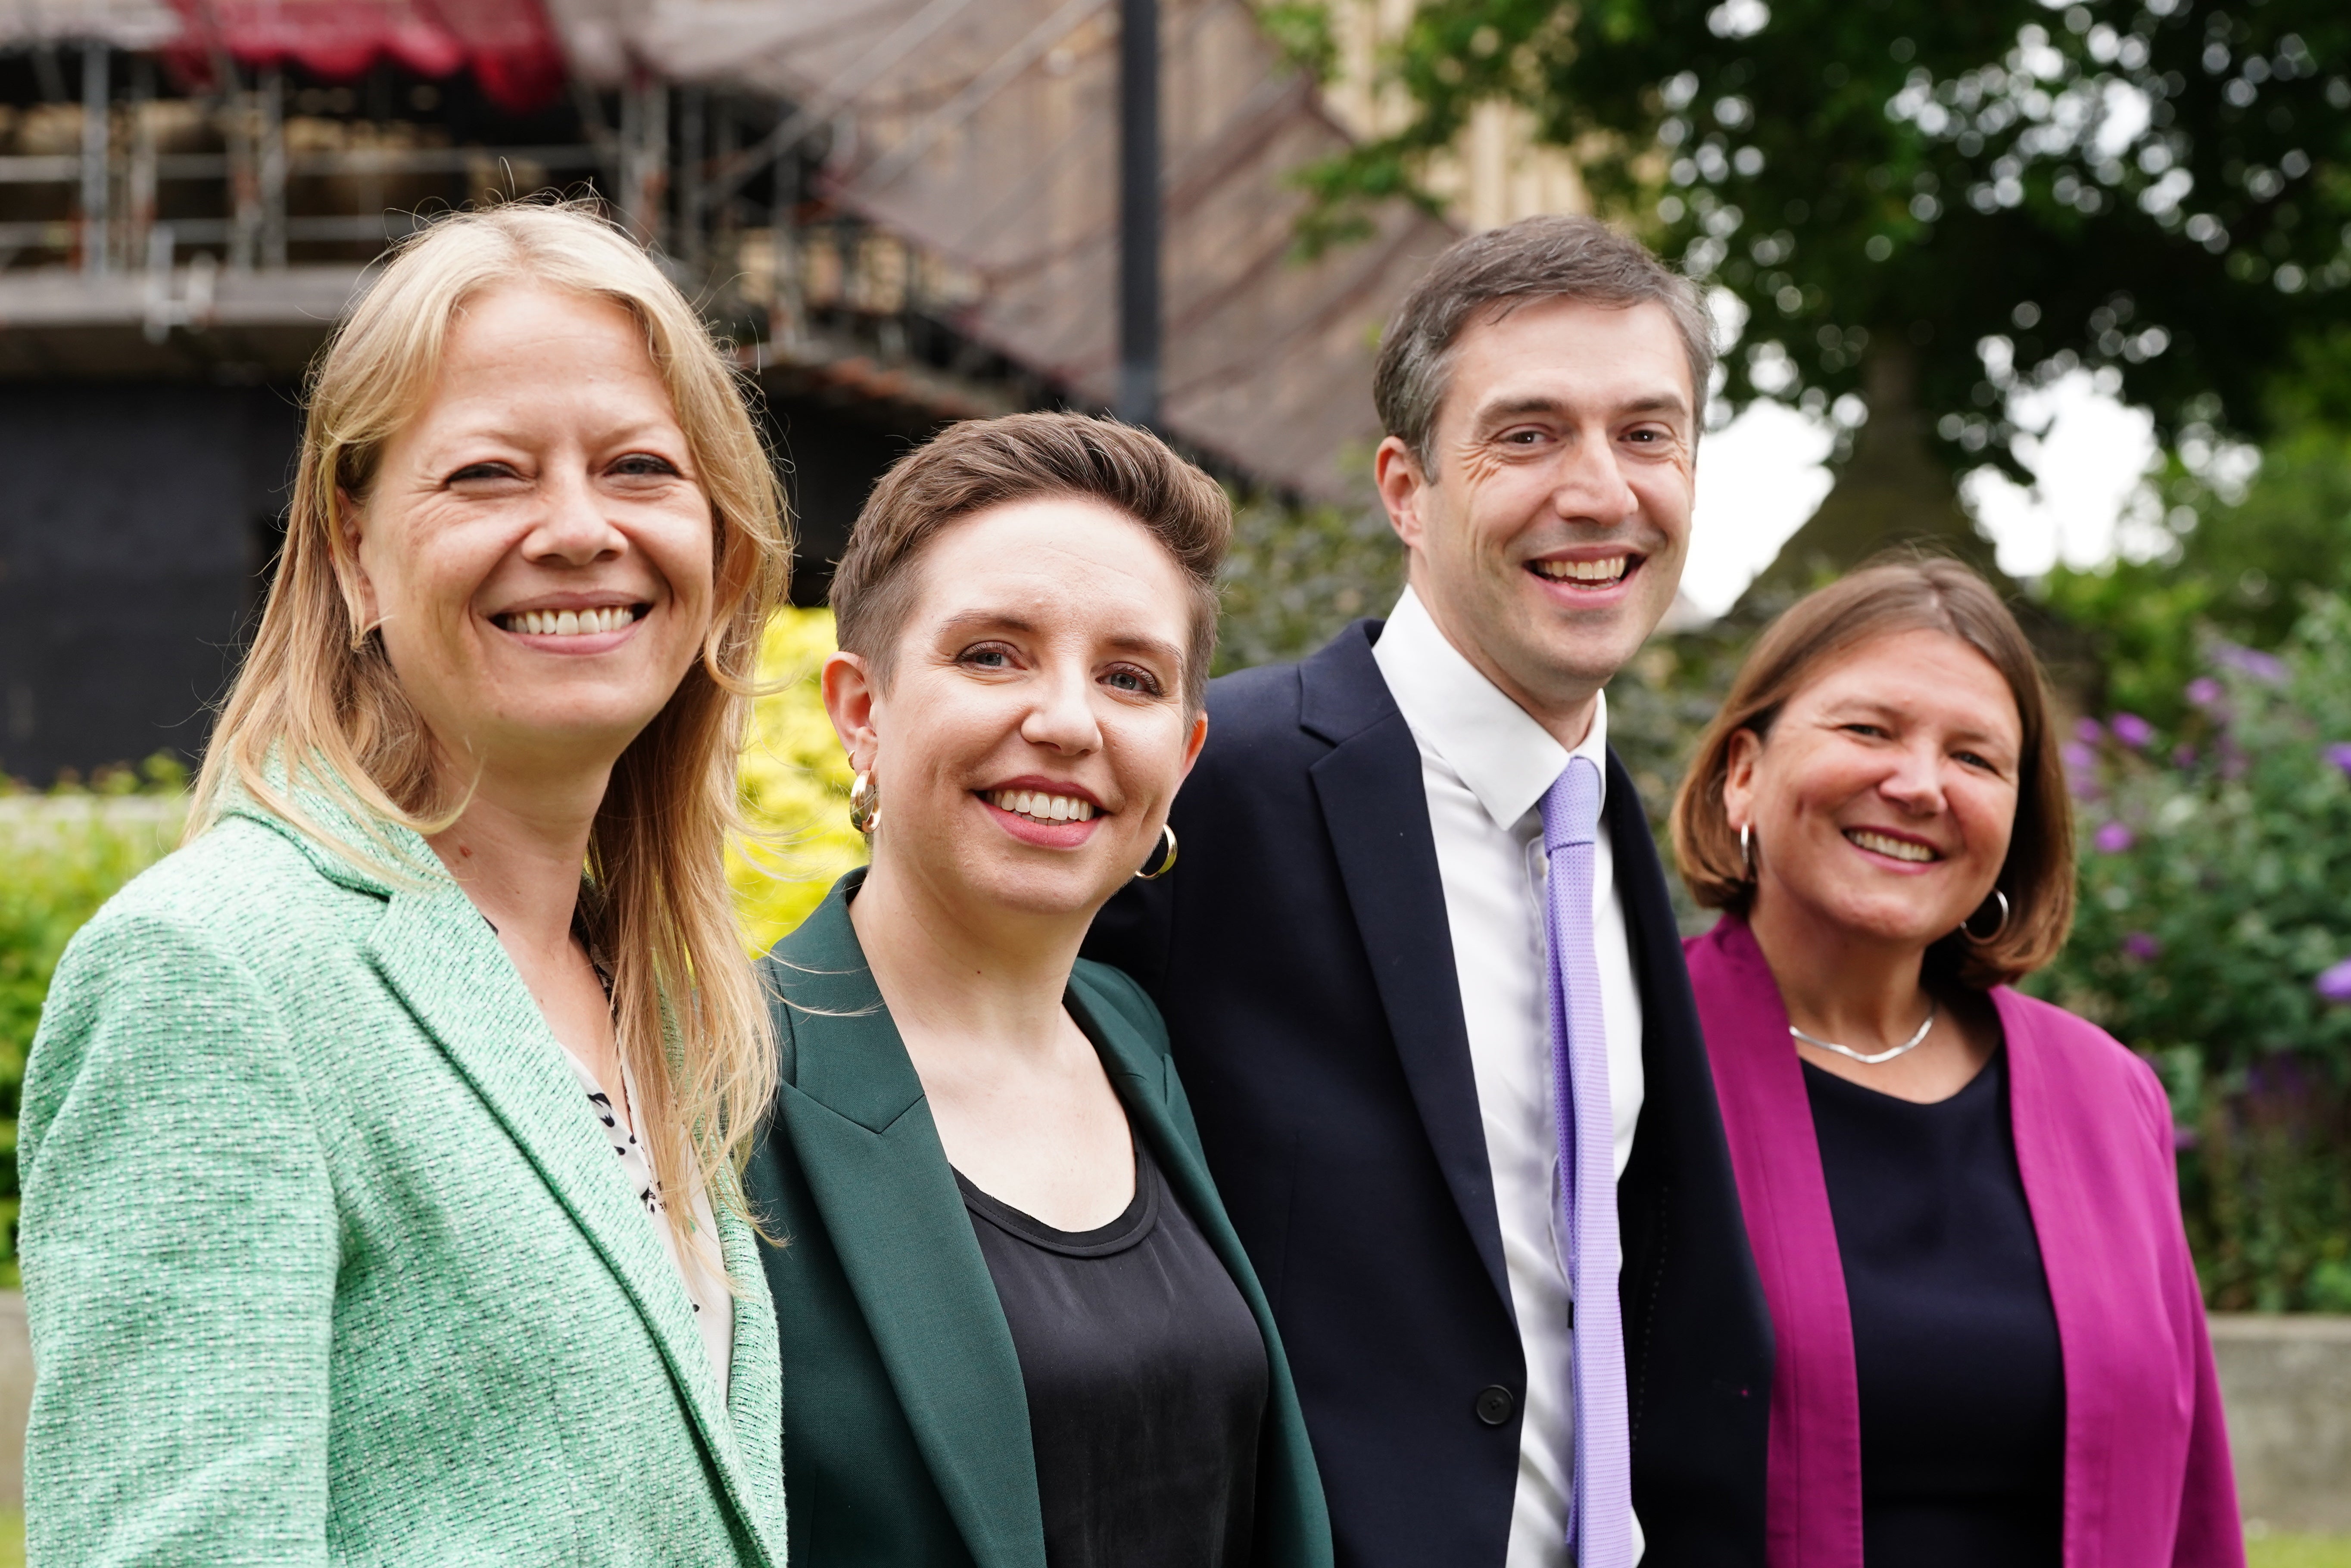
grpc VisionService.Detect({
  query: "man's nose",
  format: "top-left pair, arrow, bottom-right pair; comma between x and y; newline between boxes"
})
1549,436 -> 1640,526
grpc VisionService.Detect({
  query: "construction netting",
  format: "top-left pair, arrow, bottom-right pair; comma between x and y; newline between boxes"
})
0,0 -> 1460,499
549,0 -> 1457,501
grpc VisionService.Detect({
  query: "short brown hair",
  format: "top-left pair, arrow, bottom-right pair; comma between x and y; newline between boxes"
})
1373,215 -> 1716,475
830,413 -> 1231,709
1670,556 -> 2074,989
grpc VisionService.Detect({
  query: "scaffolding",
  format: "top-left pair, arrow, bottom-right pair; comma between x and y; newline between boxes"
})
0,0 -> 1461,500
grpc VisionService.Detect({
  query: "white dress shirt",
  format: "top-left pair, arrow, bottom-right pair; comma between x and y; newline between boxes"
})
1372,586 -> 1646,1568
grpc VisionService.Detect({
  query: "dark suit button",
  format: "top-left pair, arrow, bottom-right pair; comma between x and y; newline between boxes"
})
1474,1385 -> 1516,1426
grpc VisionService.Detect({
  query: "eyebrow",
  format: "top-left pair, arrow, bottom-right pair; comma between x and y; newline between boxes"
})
1472,391 -> 1692,427
935,610 -> 1185,669
1828,697 -> 2017,750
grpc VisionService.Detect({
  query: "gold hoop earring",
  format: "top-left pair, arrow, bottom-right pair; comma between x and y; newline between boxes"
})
848,770 -> 880,837
1962,889 -> 2011,943
1136,823 -> 1179,880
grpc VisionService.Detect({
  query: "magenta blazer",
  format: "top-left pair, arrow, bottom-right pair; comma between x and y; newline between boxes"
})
1685,915 -> 2243,1568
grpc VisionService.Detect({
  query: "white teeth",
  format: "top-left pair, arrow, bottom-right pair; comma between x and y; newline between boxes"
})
1849,829 -> 1936,863
1533,556 -> 1630,584
985,789 -> 1098,824
503,606 -> 636,636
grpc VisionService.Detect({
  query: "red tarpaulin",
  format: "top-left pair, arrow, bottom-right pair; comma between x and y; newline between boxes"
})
166,0 -> 567,113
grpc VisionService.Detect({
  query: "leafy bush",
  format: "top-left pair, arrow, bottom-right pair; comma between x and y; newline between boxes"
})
731,608 -> 867,956
2029,597 -> 2351,1310
1214,489 -> 1403,674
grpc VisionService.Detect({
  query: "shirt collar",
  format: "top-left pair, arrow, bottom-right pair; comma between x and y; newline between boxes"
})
1370,585 -> 1609,834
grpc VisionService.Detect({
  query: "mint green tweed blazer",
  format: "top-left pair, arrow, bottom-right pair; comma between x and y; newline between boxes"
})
18,790 -> 787,1567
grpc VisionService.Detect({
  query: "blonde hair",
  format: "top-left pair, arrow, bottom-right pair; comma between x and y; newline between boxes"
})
193,201 -> 789,1214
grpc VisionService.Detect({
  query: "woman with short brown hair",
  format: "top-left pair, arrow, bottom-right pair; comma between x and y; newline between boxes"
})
1671,556 -> 2239,1568
746,411 -> 1331,1568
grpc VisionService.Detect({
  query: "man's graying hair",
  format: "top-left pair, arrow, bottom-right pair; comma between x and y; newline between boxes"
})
1373,215 -> 1717,476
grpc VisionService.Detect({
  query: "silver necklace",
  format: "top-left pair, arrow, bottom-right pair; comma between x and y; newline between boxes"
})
1790,1000 -> 1938,1066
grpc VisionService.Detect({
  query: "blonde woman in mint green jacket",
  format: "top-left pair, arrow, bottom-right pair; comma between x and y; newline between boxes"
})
20,204 -> 791,1566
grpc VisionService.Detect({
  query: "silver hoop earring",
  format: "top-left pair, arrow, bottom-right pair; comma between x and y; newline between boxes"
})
848,770 -> 880,837
1962,889 -> 2011,943
1136,823 -> 1179,880
1739,822 -> 1755,877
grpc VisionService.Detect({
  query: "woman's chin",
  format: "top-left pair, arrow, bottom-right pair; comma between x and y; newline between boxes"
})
952,852 -> 1129,924
1784,886 -> 1968,952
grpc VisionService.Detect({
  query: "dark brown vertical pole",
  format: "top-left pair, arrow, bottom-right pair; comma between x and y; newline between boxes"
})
1116,0 -> 1160,428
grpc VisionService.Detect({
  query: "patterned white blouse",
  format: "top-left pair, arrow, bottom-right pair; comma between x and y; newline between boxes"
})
557,1044 -> 735,1404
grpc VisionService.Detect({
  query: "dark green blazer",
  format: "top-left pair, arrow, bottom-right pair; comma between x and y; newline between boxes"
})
746,870 -> 1333,1568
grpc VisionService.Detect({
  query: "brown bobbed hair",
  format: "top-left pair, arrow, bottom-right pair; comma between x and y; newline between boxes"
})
192,201 -> 790,1235
1670,556 -> 2074,989
830,412 -> 1231,710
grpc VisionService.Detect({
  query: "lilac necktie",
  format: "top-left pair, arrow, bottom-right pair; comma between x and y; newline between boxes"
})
1539,755 -> 1633,1568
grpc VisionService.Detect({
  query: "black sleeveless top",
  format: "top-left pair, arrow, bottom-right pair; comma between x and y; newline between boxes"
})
957,1139 -> 1268,1568
1804,1050 -> 2066,1567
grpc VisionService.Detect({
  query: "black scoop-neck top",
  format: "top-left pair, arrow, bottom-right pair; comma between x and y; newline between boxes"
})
957,1138 -> 1268,1568
1803,1048 -> 2066,1568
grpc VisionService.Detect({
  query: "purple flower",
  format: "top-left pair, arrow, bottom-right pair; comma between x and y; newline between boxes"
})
2061,740 -> 2097,773
2122,932 -> 2161,961
2093,821 -> 2134,853
2173,744 -> 2198,769
2172,1124 -> 2200,1152
2316,959 -> 2351,1004
2326,743 -> 2351,778
2111,712 -> 2155,749
2186,677 -> 2224,709
2213,643 -> 2288,684
2076,716 -> 2107,745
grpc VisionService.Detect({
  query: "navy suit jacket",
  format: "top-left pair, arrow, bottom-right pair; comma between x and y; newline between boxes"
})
1085,620 -> 1772,1568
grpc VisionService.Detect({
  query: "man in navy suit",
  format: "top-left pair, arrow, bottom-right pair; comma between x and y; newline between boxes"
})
1086,216 -> 1770,1567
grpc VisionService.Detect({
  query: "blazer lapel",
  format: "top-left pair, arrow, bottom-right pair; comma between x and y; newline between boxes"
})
224,782 -> 779,1564
1686,915 -> 1863,1568
359,859 -> 771,1560
771,886 -> 1046,1568
1299,625 -> 1512,1311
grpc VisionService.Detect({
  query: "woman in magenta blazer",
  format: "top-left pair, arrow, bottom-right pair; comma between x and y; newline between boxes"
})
1670,558 -> 2241,1568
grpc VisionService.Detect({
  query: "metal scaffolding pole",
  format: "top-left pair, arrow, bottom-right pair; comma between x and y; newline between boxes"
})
260,67 -> 286,269
1116,0 -> 1160,427
79,43 -> 108,276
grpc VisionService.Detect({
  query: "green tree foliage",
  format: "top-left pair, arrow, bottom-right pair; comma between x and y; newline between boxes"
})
2033,599 -> 2351,1308
2044,414 -> 2351,724
1295,0 -> 2351,465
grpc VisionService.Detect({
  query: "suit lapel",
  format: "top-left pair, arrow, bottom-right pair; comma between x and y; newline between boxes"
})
1299,625 -> 1512,1311
359,858 -> 773,1562
769,884 -> 1046,1568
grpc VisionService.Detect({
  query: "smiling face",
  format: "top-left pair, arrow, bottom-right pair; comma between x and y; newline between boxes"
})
1724,628 -> 2024,953
342,283 -> 715,791
1376,294 -> 1696,737
823,496 -> 1208,925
